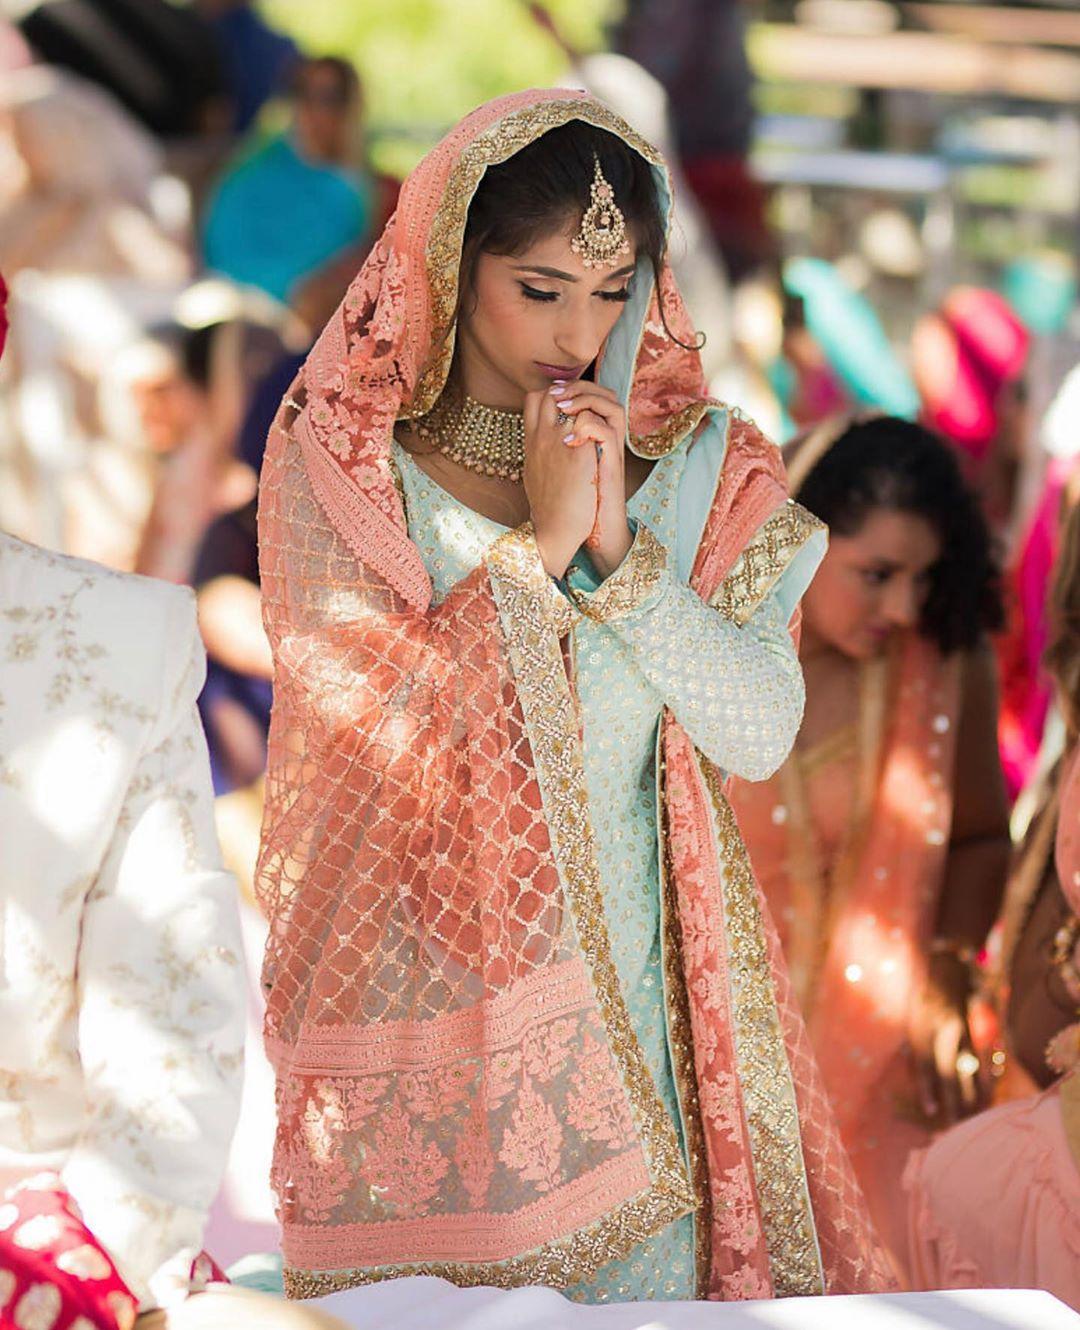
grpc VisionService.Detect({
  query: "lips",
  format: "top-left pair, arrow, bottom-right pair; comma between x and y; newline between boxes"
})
534,361 -> 588,380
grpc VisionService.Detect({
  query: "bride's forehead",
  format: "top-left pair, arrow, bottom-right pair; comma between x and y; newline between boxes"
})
486,230 -> 637,279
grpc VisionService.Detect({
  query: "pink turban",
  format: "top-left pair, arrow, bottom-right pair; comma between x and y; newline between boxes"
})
912,287 -> 1030,461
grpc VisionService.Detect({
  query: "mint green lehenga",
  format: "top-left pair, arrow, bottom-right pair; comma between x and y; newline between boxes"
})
391,425 -> 814,1302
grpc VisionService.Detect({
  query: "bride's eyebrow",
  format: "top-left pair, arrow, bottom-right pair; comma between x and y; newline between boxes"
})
511,263 -> 636,283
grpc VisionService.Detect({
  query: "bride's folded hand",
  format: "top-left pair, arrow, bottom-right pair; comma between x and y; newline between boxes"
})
545,380 -> 632,578
524,381 -> 606,579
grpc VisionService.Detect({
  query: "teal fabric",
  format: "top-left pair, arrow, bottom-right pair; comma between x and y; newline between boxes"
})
226,1250 -> 285,1294
783,256 -> 920,420
203,134 -> 372,303
674,410 -> 827,620
1002,256 -> 1076,338
394,439 -> 697,1300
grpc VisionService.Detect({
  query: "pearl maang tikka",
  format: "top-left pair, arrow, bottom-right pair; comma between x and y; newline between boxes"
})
571,155 -> 631,270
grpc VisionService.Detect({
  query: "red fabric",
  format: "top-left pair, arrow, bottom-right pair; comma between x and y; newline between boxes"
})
0,1175 -> 137,1330
0,272 -> 8,362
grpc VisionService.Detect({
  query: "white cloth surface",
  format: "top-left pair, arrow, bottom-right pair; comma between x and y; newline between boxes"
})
316,1280 -> 1080,1330
0,533 -> 245,1304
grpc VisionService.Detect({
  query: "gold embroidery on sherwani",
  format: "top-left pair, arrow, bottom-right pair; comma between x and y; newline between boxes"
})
698,759 -> 826,1297
712,502 -> 825,627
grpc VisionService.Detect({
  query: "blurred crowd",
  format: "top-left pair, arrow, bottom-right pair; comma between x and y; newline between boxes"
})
1,0 -> 1080,1317
6,0 -> 1077,848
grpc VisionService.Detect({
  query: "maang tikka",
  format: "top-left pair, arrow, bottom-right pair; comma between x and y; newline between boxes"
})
571,155 -> 631,270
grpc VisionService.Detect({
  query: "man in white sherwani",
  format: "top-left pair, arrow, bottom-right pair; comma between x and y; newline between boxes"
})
0,275 -> 246,1311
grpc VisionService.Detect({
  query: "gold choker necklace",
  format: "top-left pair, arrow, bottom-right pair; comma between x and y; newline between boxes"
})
414,391 -> 525,481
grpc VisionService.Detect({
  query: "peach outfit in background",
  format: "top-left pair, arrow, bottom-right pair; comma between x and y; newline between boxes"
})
904,749 -> 1080,1309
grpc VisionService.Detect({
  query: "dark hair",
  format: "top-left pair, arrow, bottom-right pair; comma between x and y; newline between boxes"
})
179,322 -> 220,390
144,321 -> 218,390
292,56 -> 360,104
458,119 -> 694,348
794,416 -> 1003,655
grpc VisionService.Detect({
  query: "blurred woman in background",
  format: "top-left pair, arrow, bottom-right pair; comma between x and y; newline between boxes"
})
730,415 -> 1009,1277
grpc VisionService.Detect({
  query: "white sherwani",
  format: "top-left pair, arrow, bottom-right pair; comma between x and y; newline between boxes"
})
0,532 -> 245,1303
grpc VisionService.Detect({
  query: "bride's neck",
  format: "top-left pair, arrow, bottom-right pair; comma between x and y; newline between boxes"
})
453,343 -> 525,413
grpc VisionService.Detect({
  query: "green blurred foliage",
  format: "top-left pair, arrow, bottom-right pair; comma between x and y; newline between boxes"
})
258,0 -> 620,176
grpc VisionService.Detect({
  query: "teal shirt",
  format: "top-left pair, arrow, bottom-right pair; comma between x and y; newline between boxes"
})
391,419 -> 820,1301
203,134 -> 372,303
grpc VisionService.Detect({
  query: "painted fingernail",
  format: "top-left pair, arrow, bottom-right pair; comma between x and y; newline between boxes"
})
557,398 -> 573,409
550,381 -> 566,392
563,433 -> 575,444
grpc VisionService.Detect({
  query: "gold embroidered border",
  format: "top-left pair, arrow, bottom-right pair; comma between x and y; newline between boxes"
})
488,525 -> 693,1259
657,736 -> 712,1298
404,98 -> 668,421
567,524 -> 667,623
698,759 -> 825,1298
632,400 -> 710,461
712,502 -> 825,627
485,521 -> 577,637
283,525 -> 692,1301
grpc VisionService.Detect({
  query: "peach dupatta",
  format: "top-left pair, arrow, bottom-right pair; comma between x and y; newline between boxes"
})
256,90 -> 889,1302
731,635 -> 961,1262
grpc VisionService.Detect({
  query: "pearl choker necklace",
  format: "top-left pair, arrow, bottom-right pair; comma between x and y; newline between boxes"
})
414,391 -> 525,481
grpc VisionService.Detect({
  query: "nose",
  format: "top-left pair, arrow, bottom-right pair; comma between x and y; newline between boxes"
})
553,300 -> 609,368
882,577 -> 921,630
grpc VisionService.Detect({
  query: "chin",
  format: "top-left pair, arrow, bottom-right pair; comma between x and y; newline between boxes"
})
855,632 -> 891,659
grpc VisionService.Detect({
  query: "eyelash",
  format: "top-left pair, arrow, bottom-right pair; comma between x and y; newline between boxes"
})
519,283 -> 632,304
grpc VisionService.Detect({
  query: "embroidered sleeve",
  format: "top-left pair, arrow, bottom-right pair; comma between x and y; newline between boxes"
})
712,501 -> 825,627
566,523 -> 667,624
618,577 -> 804,780
61,594 -> 245,1308
569,517 -> 819,781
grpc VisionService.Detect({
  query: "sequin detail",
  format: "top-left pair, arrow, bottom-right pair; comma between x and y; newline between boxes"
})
408,98 -> 667,422
614,579 -> 804,783
699,760 -> 825,1297
713,502 -> 825,627
567,525 -> 667,623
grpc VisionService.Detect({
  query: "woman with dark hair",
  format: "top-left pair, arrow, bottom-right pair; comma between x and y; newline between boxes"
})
730,414 -> 1010,1278
256,92 -> 889,1303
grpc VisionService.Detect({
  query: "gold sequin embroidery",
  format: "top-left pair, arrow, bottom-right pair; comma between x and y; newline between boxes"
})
657,738 -> 712,1297
403,99 -> 667,422
712,502 -> 825,627
632,401 -> 710,461
567,524 -> 667,623
699,759 -> 825,1298
486,524 -> 695,1240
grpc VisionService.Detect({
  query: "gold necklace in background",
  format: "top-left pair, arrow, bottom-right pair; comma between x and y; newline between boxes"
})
413,390 -> 526,481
